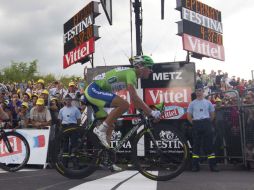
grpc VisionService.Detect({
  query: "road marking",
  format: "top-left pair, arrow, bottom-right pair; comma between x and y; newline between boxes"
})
0,168 -> 37,173
70,171 -> 157,190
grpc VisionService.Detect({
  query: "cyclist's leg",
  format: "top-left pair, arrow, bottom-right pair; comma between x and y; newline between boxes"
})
105,95 -> 129,140
84,83 -> 128,147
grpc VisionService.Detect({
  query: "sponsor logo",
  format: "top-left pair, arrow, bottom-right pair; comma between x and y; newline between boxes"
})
115,67 -> 130,72
183,34 -> 225,61
63,15 -> 93,44
63,38 -> 95,68
159,130 -> 178,141
161,106 -> 185,119
108,76 -> 117,84
110,130 -> 132,150
0,137 -> 22,157
111,131 -> 122,141
182,7 -> 223,33
153,72 -> 182,81
91,87 -> 113,97
33,135 -> 45,148
145,88 -> 191,104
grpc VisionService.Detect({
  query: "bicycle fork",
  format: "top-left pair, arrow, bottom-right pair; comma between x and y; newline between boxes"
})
1,133 -> 14,153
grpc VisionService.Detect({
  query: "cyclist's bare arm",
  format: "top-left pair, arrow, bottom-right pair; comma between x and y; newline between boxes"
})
0,106 -> 9,120
127,84 -> 152,116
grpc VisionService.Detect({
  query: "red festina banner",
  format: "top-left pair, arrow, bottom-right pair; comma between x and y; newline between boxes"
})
182,33 -> 225,61
63,37 -> 95,69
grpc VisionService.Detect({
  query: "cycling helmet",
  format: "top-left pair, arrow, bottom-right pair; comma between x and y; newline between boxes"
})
130,55 -> 154,68
0,83 -> 9,94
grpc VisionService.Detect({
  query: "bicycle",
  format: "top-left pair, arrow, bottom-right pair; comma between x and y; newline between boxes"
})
53,105 -> 190,181
0,120 -> 30,172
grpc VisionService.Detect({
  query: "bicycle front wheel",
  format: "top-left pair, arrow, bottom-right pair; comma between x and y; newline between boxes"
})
132,127 -> 189,181
0,131 -> 30,172
53,127 -> 97,179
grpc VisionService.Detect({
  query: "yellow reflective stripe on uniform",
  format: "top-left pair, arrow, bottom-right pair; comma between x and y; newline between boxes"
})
208,156 -> 216,159
192,155 -> 200,158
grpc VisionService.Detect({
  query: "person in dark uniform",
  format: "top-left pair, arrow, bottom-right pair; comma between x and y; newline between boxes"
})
187,83 -> 219,172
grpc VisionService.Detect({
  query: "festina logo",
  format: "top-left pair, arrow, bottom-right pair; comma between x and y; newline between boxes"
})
63,15 -> 93,44
63,38 -> 94,69
110,141 -> 132,149
150,140 -> 182,149
153,72 -> 182,80
182,7 -> 223,33
145,88 -> 190,104
183,34 -> 225,61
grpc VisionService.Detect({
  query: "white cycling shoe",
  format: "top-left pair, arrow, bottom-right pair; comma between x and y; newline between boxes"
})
110,164 -> 122,172
93,126 -> 110,148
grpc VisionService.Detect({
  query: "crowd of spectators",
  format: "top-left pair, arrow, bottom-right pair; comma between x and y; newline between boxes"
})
0,78 -> 87,129
196,69 -> 254,163
196,69 -> 254,104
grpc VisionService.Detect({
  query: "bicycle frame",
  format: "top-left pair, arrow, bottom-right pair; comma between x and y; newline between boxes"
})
0,125 -> 14,153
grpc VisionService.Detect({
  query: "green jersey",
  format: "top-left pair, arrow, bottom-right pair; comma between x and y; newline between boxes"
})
93,67 -> 137,92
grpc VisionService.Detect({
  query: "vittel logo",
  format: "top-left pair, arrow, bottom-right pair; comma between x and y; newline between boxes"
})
153,72 -> 182,81
145,88 -> 189,104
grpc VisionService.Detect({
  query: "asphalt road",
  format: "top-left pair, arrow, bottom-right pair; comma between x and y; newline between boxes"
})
0,167 -> 253,190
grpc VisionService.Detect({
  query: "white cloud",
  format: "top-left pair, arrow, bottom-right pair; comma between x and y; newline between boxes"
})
0,0 -> 254,79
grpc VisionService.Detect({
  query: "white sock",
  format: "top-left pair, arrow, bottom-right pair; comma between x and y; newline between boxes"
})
98,122 -> 109,132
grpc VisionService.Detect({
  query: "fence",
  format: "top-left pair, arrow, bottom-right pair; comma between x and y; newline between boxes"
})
208,89 -> 254,167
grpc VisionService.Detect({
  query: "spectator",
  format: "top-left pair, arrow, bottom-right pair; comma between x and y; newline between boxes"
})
41,89 -> 50,107
187,83 -> 218,172
65,81 -> 80,108
58,94 -> 81,127
33,79 -> 45,96
30,98 -> 51,129
22,92 -> 33,110
17,102 -> 30,128
58,94 -> 81,165
31,93 -> 39,107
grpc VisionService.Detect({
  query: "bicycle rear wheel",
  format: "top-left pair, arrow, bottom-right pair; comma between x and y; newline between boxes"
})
0,131 -> 30,172
132,127 -> 189,181
53,127 -> 98,179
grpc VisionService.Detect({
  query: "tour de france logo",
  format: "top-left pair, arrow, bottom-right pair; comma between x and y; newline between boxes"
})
159,130 -> 178,141
111,130 -> 122,141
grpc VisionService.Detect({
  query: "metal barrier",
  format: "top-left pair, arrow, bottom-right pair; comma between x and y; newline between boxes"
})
207,90 -> 245,165
241,88 -> 254,168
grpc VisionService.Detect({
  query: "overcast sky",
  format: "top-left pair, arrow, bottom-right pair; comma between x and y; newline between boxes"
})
0,0 -> 254,79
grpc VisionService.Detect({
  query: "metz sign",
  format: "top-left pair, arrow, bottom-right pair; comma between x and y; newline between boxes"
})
63,1 -> 100,69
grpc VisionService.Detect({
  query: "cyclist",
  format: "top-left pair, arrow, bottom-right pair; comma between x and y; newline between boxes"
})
84,55 -> 161,148
0,83 -> 9,120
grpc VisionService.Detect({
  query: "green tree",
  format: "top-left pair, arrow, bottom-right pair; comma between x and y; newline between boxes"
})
2,60 -> 38,82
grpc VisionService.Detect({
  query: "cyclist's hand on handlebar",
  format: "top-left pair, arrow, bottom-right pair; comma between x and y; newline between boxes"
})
151,110 -> 161,119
